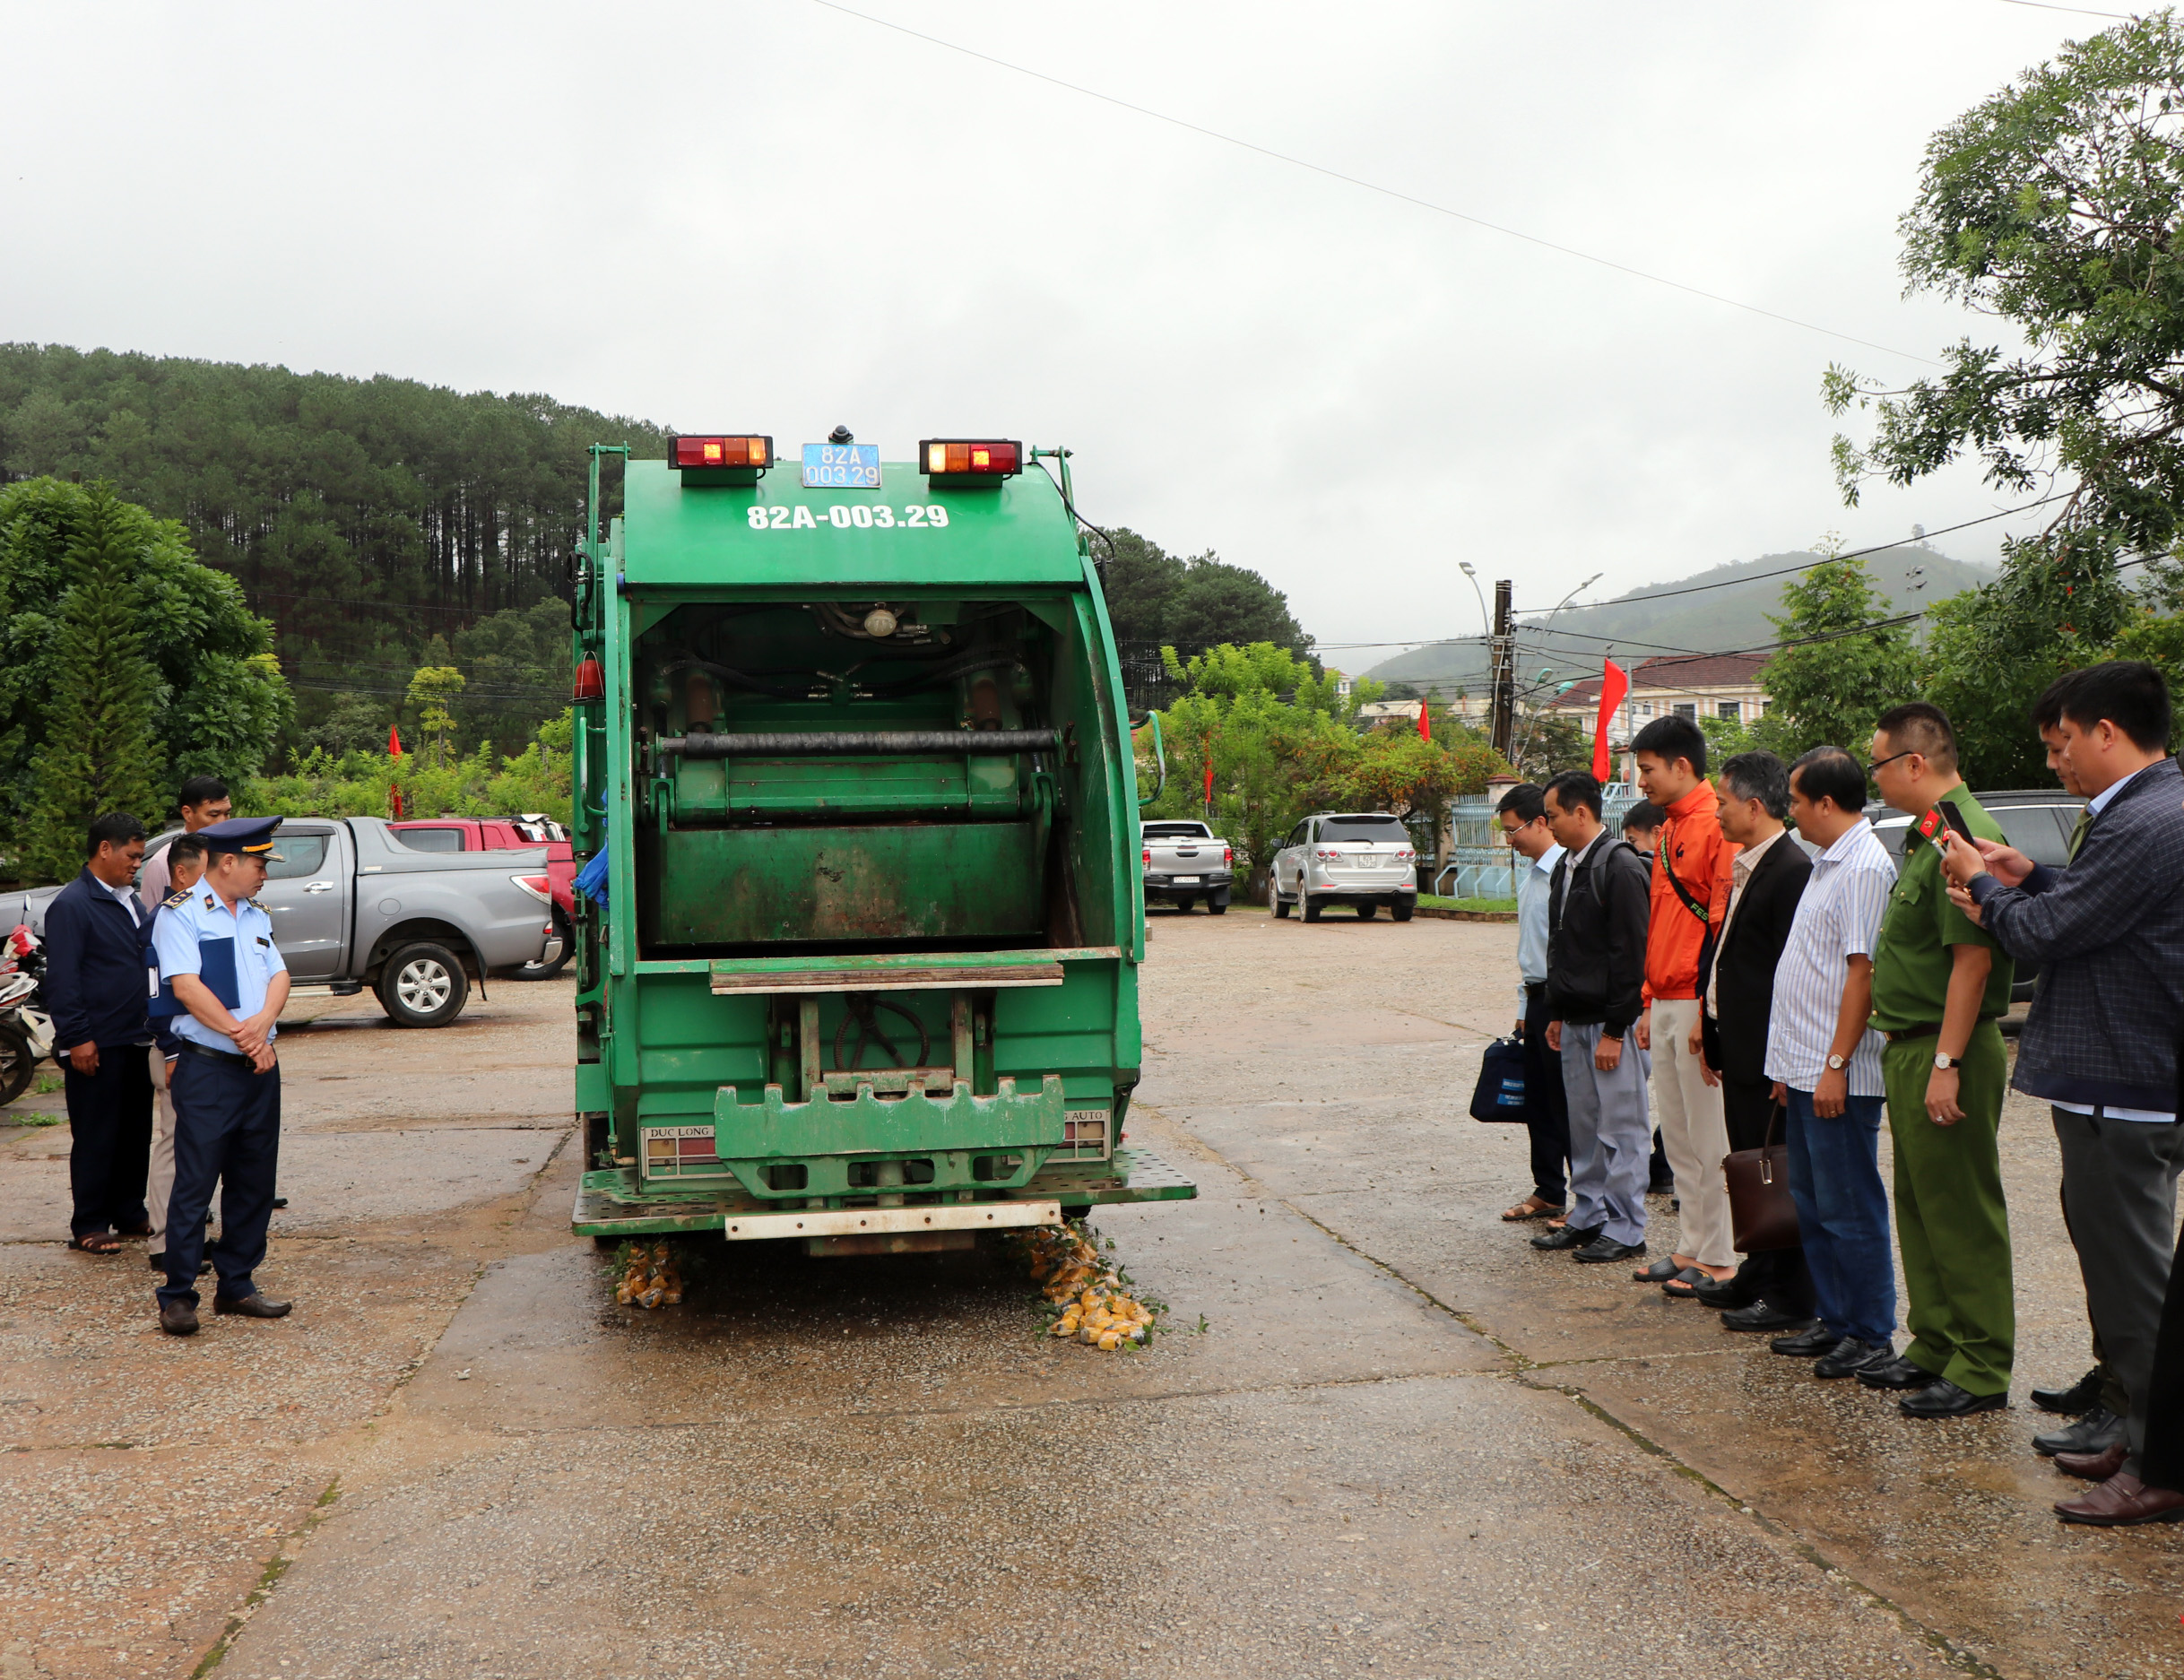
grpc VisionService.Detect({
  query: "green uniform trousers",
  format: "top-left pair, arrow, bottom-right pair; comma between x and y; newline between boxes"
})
1881,1022 -> 2013,1397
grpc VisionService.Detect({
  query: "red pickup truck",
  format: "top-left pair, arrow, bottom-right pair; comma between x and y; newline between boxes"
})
390,814 -> 574,977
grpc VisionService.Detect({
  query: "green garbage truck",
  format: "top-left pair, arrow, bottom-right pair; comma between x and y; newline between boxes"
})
568,433 -> 1195,1255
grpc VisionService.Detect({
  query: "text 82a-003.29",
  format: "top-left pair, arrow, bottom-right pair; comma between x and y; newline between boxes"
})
745,505 -> 952,531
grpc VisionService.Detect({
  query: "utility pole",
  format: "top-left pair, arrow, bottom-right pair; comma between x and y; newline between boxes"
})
1489,579 -> 1514,761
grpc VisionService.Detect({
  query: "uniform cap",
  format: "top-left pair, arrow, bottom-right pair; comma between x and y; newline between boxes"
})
196,815 -> 283,858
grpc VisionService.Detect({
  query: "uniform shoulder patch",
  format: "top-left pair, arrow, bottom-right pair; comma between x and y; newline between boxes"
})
164,889 -> 192,908
201,893 -> 216,908
247,896 -> 267,912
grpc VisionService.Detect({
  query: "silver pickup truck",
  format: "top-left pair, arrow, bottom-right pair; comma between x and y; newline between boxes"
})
0,816 -> 556,1028
1141,819 -> 1235,914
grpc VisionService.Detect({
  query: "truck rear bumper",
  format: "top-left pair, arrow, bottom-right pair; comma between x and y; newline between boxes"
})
572,1146 -> 1197,1239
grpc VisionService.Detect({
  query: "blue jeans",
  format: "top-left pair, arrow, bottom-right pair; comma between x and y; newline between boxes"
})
1784,1086 -> 1895,1346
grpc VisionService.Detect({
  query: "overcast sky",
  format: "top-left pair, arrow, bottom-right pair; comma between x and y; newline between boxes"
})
0,0 -> 2129,659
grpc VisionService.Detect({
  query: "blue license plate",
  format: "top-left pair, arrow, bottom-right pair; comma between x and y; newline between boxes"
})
801,443 -> 881,489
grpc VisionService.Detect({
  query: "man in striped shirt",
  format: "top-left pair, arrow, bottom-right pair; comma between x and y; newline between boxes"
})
1763,747 -> 1900,1378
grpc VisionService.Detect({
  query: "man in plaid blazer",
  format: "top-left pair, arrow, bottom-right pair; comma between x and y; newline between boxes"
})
1944,661 -> 2184,1527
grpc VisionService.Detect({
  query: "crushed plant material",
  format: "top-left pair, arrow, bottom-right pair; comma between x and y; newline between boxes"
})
612,1239 -> 683,1309
1013,1221 -> 1166,1350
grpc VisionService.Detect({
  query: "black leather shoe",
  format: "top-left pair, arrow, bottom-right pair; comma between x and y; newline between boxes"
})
1573,1236 -> 1645,1263
1530,1225 -> 1601,1251
2034,1404 -> 2124,1458
159,1300 -> 199,1337
1858,1354 -> 1937,1391
1721,1303 -> 1812,1333
1691,1274 -> 1756,1310
1815,1338 -> 1893,1379
2031,1367 -> 2102,1416
1769,1323 -> 1841,1356
213,1292 -> 292,1319
1899,1378 -> 2007,1418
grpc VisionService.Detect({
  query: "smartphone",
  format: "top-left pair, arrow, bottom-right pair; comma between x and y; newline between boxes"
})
1939,804 -> 1977,845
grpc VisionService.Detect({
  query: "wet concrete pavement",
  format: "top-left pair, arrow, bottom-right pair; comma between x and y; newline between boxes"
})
4,913 -> 2180,1677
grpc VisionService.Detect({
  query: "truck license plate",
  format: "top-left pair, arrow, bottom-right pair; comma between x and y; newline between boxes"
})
1173,875 -> 1200,885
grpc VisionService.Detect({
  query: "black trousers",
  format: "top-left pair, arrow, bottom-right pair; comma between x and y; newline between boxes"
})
65,1046 -> 152,1238
1521,983 -> 1571,1205
159,1050 -> 281,1309
1720,1070 -> 1815,1315
2142,1199 -> 2184,1492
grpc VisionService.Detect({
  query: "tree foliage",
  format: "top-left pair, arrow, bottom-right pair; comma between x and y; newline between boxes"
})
0,343 -> 665,758
0,477 -> 289,872
1754,547 -> 1924,758
247,709 -> 573,823
22,486 -> 165,877
1826,15 -> 2184,561
1137,643 -> 1505,890
1101,529 -> 1313,706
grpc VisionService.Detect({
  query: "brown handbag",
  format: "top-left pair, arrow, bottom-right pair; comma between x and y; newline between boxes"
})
1721,1103 -> 1800,1253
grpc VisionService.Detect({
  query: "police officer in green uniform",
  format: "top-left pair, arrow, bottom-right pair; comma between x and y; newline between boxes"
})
1860,703 -> 2015,1416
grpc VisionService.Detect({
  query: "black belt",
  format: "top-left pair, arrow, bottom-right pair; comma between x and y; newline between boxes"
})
179,1040 -> 251,1064
1525,980 -> 1548,997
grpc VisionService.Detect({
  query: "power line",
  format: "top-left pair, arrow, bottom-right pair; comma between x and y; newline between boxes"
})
1992,0 -> 2129,18
805,0 -> 1942,368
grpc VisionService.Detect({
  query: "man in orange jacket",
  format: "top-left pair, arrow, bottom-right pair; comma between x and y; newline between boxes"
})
1630,715 -> 1742,1299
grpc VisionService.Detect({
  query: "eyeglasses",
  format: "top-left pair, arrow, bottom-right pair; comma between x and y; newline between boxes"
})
1867,747 -> 1920,775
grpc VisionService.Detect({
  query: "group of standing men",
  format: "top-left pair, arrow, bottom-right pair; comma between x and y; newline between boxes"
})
46,777 -> 295,1337
1496,661 -> 2184,1527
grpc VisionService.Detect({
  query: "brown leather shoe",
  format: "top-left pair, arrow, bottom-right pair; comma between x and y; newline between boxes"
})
213,1293 -> 292,1319
2054,1472 -> 2184,1527
159,1299 -> 199,1337
2054,1442 -> 2128,1482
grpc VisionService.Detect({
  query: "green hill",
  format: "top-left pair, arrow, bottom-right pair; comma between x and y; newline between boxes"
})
1359,544 -> 1996,694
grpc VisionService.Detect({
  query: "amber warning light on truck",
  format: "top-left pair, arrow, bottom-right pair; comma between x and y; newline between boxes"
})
921,439 -> 1022,478
672,435 -> 770,469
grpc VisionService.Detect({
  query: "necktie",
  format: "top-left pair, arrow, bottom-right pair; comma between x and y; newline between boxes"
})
2067,807 -> 2092,861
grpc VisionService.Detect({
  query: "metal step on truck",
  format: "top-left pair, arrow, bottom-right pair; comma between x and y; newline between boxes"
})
568,432 -> 1195,1256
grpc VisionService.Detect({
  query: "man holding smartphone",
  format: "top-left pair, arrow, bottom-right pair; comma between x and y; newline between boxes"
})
1863,703 -> 2015,1418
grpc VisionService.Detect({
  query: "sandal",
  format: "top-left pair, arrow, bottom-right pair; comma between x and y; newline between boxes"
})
1662,1266 -> 1734,1300
1502,1196 -> 1567,1223
67,1232 -> 123,1256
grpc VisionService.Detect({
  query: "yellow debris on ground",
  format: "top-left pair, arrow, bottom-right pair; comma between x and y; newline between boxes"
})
614,1239 -> 683,1309
1013,1222 -> 1162,1350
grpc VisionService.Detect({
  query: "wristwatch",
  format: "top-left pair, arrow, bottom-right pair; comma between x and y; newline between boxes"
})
1825,1053 -> 1847,1071
1933,1052 -> 1957,1071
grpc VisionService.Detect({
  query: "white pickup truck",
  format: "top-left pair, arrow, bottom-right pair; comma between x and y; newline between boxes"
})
1140,820 -> 1235,914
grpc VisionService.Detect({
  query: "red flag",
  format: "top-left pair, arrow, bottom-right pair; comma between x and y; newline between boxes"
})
390,785 -> 404,818
1591,659 -> 1629,781
1417,700 -> 1432,741
1202,754 -> 1215,803
388,723 -> 404,758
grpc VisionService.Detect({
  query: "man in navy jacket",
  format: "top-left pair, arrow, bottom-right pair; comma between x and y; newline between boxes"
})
1943,662 -> 2184,1526
45,812 -> 155,1255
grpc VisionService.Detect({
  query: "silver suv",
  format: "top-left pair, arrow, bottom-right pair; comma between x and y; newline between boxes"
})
1270,812 -> 1417,922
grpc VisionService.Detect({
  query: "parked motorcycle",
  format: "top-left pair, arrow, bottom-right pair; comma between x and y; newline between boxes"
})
0,924 -> 52,1108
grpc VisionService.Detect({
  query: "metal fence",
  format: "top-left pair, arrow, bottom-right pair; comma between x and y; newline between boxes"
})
1433,782 -> 1642,901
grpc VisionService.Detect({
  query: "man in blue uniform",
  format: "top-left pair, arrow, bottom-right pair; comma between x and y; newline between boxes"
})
152,817 -> 293,1336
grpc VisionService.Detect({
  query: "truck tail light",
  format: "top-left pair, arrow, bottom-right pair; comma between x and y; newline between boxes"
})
1142,847 -> 1151,867
920,438 -> 1022,480
1223,844 -> 1233,866
671,435 -> 771,470
573,655 -> 604,701
511,874 -> 554,905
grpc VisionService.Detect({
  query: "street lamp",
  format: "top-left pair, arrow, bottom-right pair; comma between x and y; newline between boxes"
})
1509,572 -> 1604,768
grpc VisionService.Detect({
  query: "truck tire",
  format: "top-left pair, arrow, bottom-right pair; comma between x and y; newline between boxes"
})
1356,902 -> 1377,920
378,941 -> 471,1028
1173,894 -> 1197,914
1302,897 -> 1322,923
515,906 -> 573,981
1206,894 -> 1228,915
1391,899 -> 1416,922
